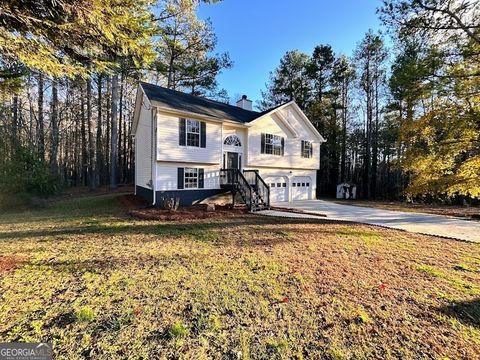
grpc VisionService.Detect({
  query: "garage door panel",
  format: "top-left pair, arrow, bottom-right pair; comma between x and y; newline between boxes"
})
265,176 -> 288,202
292,176 -> 311,201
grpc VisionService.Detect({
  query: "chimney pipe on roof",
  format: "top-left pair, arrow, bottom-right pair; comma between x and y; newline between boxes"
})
236,95 -> 253,111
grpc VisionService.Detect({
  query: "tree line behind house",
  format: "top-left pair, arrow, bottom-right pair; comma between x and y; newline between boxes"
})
0,0 -> 478,207
260,0 -> 479,203
0,0 -> 231,207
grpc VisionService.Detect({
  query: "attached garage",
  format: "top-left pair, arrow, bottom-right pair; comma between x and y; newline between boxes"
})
291,176 -> 311,201
265,176 -> 288,202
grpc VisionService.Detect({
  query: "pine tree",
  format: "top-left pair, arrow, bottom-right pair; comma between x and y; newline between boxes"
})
259,50 -> 311,110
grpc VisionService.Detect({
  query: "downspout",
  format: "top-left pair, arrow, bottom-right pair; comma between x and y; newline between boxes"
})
220,123 -> 224,169
152,107 -> 157,206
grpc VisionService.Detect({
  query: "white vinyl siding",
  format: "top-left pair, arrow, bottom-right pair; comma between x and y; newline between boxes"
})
135,102 -> 153,188
247,106 -> 320,170
156,113 -> 221,164
156,163 -> 220,190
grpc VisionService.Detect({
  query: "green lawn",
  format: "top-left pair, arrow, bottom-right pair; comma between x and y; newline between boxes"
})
0,194 -> 479,359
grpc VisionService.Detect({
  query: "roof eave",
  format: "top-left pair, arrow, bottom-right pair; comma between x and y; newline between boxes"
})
151,101 -> 250,127
131,85 -> 153,135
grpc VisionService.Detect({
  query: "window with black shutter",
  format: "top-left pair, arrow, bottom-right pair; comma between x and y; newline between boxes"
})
200,122 -> 206,148
198,168 -> 204,188
177,168 -> 184,189
179,118 -> 186,146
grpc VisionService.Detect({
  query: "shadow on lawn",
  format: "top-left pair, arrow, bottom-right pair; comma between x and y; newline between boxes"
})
0,216 -> 353,242
27,253 -> 184,273
438,299 -> 480,328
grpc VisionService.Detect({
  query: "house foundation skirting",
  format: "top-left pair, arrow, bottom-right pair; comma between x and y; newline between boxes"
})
135,185 -> 154,204
155,189 -> 229,207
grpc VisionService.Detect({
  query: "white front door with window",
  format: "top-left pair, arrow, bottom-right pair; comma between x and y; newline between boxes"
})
265,176 -> 288,202
291,176 -> 311,201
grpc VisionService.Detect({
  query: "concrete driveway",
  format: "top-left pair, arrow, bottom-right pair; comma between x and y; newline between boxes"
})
264,200 -> 480,243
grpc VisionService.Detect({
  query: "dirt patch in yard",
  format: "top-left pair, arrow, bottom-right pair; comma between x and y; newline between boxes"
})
0,255 -> 25,274
118,194 -> 150,210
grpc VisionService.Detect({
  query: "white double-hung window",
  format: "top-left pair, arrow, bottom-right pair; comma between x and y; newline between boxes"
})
262,133 -> 284,156
301,140 -> 313,158
184,167 -> 198,189
186,119 -> 200,147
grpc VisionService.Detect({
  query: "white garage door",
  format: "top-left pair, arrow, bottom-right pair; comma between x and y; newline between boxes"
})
265,176 -> 288,202
292,176 -> 311,201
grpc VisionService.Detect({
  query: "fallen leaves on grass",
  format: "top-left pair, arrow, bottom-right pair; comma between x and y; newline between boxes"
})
0,194 -> 479,359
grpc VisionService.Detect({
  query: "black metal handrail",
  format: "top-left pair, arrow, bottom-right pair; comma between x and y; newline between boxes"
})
255,172 -> 270,209
220,169 -> 252,209
220,169 -> 270,211
244,170 -> 270,209
219,168 -> 237,186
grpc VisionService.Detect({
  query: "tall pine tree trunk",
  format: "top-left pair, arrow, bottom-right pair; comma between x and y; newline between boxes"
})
37,74 -> 45,160
371,74 -> 379,199
50,80 -> 59,174
340,81 -> 347,183
363,59 -> 372,200
12,95 -> 18,151
105,77 -> 111,185
80,81 -> 88,186
110,73 -> 119,189
87,78 -> 95,190
118,72 -> 124,184
96,75 -> 103,187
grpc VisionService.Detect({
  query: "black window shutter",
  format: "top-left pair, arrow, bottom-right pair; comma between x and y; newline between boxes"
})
310,143 -> 313,158
261,133 -> 265,154
179,118 -> 186,146
281,137 -> 285,156
200,121 -> 206,148
198,168 -> 204,188
177,168 -> 184,189
301,140 -> 305,157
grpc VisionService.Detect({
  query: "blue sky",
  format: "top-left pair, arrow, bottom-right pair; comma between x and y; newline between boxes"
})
198,0 -> 383,106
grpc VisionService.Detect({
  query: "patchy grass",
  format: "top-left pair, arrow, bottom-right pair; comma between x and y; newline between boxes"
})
1,194 -> 480,359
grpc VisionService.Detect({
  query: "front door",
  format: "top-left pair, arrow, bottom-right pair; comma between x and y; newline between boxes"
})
225,152 -> 240,169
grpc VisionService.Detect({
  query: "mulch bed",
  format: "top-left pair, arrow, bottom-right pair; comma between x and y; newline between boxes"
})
119,194 -> 249,221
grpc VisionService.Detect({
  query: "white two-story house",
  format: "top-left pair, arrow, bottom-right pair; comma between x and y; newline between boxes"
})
132,82 -> 325,210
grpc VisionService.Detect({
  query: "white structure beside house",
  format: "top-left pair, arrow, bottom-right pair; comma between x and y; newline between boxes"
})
132,82 -> 325,209
336,182 -> 357,200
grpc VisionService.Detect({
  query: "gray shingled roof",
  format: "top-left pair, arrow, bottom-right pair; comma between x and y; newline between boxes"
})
140,82 -> 277,124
